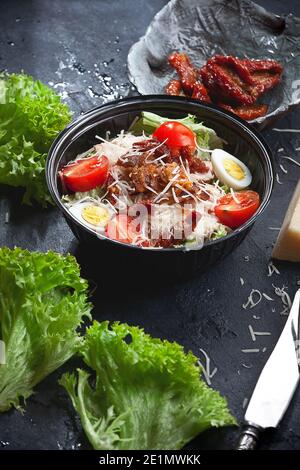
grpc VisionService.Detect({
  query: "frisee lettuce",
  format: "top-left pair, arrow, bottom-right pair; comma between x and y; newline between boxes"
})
0,247 -> 91,412
211,224 -> 229,240
60,321 -> 236,450
0,73 -> 71,205
131,111 -> 223,152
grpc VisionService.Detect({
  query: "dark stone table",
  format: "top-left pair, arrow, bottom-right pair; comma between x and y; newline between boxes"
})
0,0 -> 299,450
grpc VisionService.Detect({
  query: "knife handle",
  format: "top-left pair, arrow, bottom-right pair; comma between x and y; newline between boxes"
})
236,425 -> 261,450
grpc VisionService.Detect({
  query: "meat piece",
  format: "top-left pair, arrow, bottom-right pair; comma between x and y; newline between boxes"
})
130,164 -> 162,193
240,58 -> 283,76
165,79 -> 182,96
201,61 -> 256,105
168,52 -> 198,95
219,103 -> 268,120
188,156 -> 212,174
200,55 -> 283,105
191,82 -> 211,103
118,138 -> 170,167
161,163 -> 193,190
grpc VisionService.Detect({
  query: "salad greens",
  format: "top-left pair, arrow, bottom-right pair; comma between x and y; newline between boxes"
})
211,224 -> 229,240
0,73 -> 71,205
60,321 -> 236,450
0,247 -> 91,412
132,111 -> 223,151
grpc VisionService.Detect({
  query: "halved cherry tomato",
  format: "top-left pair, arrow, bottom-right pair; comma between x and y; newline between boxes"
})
215,190 -> 260,229
105,213 -> 152,246
105,214 -> 136,244
153,122 -> 196,154
61,155 -> 109,192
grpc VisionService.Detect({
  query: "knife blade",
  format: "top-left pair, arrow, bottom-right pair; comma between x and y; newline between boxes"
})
236,288 -> 300,450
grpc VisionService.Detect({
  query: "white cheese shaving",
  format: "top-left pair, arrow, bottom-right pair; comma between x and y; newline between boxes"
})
276,173 -> 283,184
197,349 -> 217,386
279,164 -> 288,174
95,132 -> 151,164
262,293 -> 274,301
242,289 -> 262,309
144,185 -> 158,195
230,187 -> 239,204
280,156 -> 300,168
248,325 -> 271,342
152,174 -> 180,203
273,128 -> 300,133
267,261 -> 280,277
242,349 -> 260,353
172,187 -> 179,203
273,284 -> 292,315
240,277 -> 245,286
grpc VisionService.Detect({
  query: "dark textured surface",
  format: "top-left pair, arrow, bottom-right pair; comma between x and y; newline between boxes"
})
0,0 -> 300,451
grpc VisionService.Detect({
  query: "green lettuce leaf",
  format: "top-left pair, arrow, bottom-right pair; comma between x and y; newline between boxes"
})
131,111 -> 223,152
211,224 -> 229,240
60,321 -> 236,450
0,247 -> 91,412
0,73 -> 71,206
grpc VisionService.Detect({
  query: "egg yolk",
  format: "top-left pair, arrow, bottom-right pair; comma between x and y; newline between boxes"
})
223,158 -> 245,180
81,205 -> 110,226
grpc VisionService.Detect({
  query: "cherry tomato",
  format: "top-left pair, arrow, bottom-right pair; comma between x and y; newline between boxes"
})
61,155 -> 109,192
215,190 -> 260,229
105,214 -> 136,244
153,121 -> 196,153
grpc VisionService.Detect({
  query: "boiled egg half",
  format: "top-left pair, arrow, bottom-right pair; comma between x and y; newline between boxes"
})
68,202 -> 112,231
211,149 -> 252,190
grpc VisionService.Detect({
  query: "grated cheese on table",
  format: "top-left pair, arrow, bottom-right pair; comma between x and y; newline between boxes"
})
197,349 -> 217,386
242,289 -> 262,309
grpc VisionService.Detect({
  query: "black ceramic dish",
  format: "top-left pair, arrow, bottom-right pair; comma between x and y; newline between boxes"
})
46,95 -> 274,278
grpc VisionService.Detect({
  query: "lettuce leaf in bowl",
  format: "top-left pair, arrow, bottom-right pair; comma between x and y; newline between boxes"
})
0,73 -> 71,206
60,321 -> 235,450
0,247 -> 91,412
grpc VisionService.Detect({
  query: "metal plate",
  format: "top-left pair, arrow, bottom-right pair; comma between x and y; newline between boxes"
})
128,0 -> 300,129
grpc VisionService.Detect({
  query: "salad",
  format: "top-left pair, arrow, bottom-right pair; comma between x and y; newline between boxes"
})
59,112 -> 260,249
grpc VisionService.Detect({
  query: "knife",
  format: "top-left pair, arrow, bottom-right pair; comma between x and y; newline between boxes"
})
236,288 -> 300,450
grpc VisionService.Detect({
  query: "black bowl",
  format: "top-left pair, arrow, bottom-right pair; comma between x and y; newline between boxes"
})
46,96 -> 274,279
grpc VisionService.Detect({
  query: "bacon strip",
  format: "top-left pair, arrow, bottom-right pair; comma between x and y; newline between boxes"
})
192,82 -> 211,103
166,52 -> 282,120
218,103 -> 268,120
200,55 -> 283,105
165,79 -> 182,96
168,52 -> 198,95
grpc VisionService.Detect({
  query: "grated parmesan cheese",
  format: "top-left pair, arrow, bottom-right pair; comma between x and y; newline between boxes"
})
280,156 -> 300,168
242,289 -> 262,309
242,349 -> 260,353
267,261 -> 280,277
273,128 -> 300,133
197,349 -> 217,386
273,284 -> 292,315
